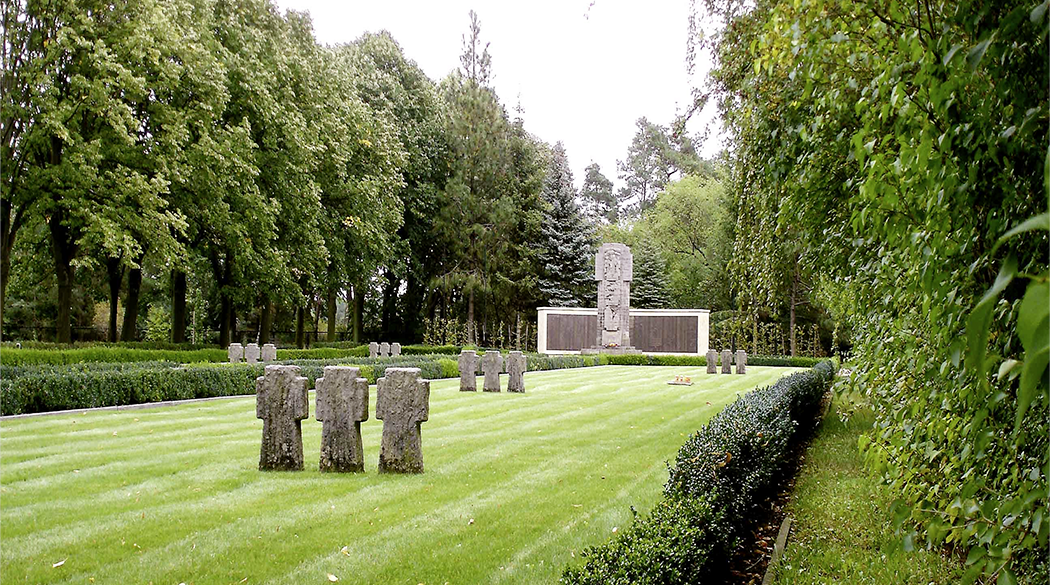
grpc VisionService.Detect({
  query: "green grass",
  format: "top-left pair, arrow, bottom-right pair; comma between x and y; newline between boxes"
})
769,399 -> 963,584
1,366 -> 799,584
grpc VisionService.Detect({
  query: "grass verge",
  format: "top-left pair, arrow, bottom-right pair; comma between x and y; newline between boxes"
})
1,366 -> 799,584
768,399 -> 964,584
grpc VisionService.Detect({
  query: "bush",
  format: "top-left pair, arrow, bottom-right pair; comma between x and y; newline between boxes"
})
563,360 -> 836,584
0,347 -> 228,366
601,353 -> 819,368
1,363 -> 263,415
526,354 -> 599,371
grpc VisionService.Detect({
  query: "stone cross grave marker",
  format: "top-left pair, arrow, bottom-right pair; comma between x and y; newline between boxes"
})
228,343 -> 244,363
256,365 -> 309,471
391,343 -> 402,357
507,351 -> 526,393
482,350 -> 503,392
369,342 -> 379,358
245,343 -> 260,364
380,342 -> 390,358
458,350 -> 478,392
735,350 -> 747,374
262,343 -> 277,362
706,350 -> 718,374
315,366 -> 369,472
376,368 -> 430,474
721,350 -> 733,374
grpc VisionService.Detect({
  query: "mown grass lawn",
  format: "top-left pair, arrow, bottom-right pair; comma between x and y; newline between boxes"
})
769,399 -> 963,584
1,365 -> 799,584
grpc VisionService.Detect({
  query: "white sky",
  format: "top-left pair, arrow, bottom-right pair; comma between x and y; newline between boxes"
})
274,0 -> 724,192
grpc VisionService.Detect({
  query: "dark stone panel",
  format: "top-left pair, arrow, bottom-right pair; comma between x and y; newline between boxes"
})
630,315 -> 698,353
547,314 -> 597,351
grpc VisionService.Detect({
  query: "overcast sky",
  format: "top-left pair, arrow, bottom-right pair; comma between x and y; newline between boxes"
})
273,0 -> 723,192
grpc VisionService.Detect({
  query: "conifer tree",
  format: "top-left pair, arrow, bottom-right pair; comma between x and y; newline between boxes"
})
631,238 -> 672,309
579,162 -> 616,224
537,142 -> 593,307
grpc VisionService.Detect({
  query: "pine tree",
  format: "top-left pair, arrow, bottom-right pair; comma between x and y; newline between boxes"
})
579,162 -> 616,224
631,238 -> 672,309
537,142 -> 593,307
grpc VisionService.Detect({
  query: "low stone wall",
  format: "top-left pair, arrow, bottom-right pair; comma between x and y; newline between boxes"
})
536,307 -> 710,355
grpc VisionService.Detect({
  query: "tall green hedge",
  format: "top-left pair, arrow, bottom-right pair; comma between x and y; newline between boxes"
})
562,361 -> 836,584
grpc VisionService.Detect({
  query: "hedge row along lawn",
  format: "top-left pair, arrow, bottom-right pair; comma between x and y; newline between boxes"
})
0,366 -> 801,584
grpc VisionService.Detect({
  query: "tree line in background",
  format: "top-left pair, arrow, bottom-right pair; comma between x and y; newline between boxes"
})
2,0 -> 834,356
695,0 -> 1047,581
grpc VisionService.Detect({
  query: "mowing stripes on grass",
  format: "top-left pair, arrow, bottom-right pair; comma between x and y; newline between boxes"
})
0,366 -> 800,584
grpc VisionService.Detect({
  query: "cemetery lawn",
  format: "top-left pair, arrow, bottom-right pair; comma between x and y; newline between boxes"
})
1,365 -> 799,584
768,398 -> 964,584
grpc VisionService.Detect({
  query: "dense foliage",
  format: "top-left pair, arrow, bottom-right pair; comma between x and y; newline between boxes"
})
0,1 -> 590,348
698,0 -> 1048,581
562,361 -> 836,583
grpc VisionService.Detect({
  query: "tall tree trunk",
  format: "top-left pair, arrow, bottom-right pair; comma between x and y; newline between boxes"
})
295,305 -> 306,348
1,198 -> 28,334
789,273 -> 798,357
466,289 -> 475,345
515,311 -> 521,350
171,269 -> 187,343
352,284 -> 363,344
326,287 -> 337,342
231,305 -> 238,344
121,261 -> 143,342
260,299 -> 274,345
219,294 -> 231,348
380,270 -> 399,340
48,205 -> 77,344
106,256 -> 123,342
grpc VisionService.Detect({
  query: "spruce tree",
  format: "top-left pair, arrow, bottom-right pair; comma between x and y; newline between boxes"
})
631,238 -> 672,309
537,142 -> 593,307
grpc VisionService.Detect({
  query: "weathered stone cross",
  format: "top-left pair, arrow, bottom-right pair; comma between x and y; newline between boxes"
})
256,365 -> 309,471
376,368 -> 430,473
315,366 -> 369,472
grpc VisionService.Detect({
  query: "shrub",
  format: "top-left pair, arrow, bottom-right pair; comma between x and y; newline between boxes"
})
1,364 -> 263,415
0,347 -> 228,366
601,353 -> 819,368
562,360 -> 836,583
526,354 -> 599,371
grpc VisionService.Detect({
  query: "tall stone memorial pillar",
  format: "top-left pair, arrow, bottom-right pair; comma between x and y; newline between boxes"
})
588,243 -> 639,354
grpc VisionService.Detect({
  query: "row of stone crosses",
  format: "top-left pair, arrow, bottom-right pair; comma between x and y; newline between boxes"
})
368,342 -> 402,358
257,365 -> 430,474
709,349 -> 748,374
458,350 -> 527,393
227,342 -> 277,363
255,349 -> 528,474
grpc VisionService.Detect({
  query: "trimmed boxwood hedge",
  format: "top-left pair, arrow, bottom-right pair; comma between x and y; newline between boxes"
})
601,353 -> 820,368
0,347 -> 229,366
561,360 -> 836,584
0,351 -> 825,416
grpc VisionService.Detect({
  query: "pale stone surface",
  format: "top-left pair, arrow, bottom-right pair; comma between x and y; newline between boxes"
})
736,350 -> 747,374
721,350 -> 732,374
262,344 -> 277,362
369,342 -> 379,358
706,350 -> 718,374
245,343 -> 261,364
391,343 -> 401,357
593,243 -> 635,350
380,342 -> 390,358
228,343 -> 244,363
315,366 -> 369,473
458,350 -> 478,392
376,368 -> 430,474
481,350 -> 503,392
256,365 -> 309,471
507,351 -> 526,393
